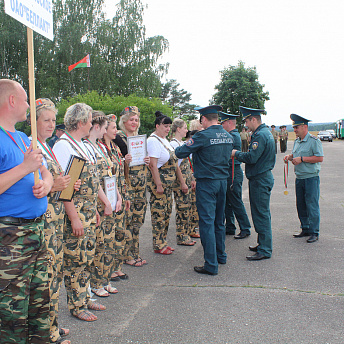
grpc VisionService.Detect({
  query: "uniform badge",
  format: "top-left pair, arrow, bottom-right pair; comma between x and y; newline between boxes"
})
186,138 -> 194,146
252,142 -> 258,150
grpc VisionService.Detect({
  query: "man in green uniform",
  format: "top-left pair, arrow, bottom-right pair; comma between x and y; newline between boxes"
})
231,106 -> 276,260
175,105 -> 233,275
271,125 -> 279,154
219,112 -> 251,239
284,114 -> 323,243
279,125 -> 288,153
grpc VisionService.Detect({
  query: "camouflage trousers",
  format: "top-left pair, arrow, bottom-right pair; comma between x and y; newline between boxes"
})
63,221 -> 96,315
148,185 -> 173,250
189,188 -> 199,236
90,213 -> 116,289
0,221 -> 50,344
173,187 -> 192,244
43,201 -> 65,343
126,186 -> 147,260
112,208 -> 130,272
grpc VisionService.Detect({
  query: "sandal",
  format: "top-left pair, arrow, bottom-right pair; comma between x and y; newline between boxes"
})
190,232 -> 200,238
88,301 -> 106,311
59,328 -> 70,337
178,240 -> 196,246
154,246 -> 173,255
104,284 -> 118,294
125,259 -> 143,267
91,288 -> 109,297
114,271 -> 129,280
73,310 -> 97,322
136,257 -> 147,265
167,246 -> 175,251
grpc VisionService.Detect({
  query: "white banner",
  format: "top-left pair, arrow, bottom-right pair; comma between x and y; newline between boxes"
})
4,0 -> 53,40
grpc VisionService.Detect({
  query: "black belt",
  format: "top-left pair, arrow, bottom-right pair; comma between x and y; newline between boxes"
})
0,216 -> 43,226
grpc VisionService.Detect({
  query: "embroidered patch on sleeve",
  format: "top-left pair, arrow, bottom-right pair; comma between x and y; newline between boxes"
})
186,138 -> 194,146
252,142 -> 258,150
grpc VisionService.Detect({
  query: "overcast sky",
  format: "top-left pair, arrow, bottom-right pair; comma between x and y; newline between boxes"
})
105,0 -> 344,125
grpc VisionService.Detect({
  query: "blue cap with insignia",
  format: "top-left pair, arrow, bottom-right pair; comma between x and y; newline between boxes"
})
218,111 -> 239,124
290,114 -> 311,127
239,106 -> 265,120
195,105 -> 222,120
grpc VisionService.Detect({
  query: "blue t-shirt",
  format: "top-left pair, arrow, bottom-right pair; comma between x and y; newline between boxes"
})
0,130 -> 47,218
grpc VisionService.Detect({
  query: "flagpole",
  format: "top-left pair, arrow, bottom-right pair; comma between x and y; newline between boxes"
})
88,67 -> 90,91
27,27 -> 39,185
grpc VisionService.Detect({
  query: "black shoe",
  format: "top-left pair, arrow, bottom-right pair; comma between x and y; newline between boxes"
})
194,266 -> 217,275
293,231 -> 310,238
307,235 -> 318,243
218,260 -> 226,265
226,231 -> 235,235
249,245 -> 259,252
234,232 -> 250,239
246,253 -> 270,261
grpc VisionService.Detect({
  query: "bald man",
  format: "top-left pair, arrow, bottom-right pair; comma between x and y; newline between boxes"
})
0,79 -> 53,343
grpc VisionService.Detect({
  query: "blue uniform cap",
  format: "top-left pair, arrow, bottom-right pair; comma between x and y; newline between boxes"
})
56,124 -> 65,131
290,114 -> 311,127
239,106 -> 265,120
195,105 -> 222,118
218,111 -> 239,124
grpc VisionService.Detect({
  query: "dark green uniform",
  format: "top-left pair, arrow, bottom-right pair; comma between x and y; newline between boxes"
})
234,124 -> 276,257
175,125 -> 233,274
225,129 -> 251,236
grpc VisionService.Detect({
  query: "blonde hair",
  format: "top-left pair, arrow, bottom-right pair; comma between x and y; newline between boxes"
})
118,112 -> 140,135
189,119 -> 202,131
64,103 -> 92,131
171,118 -> 186,134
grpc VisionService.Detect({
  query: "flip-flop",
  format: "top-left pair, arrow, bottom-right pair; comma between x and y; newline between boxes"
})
88,302 -> 106,311
73,310 -> 97,322
178,240 -> 196,246
125,259 -> 143,267
154,246 -> 173,255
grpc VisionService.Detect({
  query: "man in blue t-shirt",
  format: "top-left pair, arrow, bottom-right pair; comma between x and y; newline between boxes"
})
0,79 -> 53,343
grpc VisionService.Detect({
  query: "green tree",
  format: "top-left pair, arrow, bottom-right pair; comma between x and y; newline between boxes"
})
212,61 -> 269,124
160,79 -> 197,120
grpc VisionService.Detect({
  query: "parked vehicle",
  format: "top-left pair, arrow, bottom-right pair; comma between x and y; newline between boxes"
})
326,129 -> 336,138
317,131 -> 333,142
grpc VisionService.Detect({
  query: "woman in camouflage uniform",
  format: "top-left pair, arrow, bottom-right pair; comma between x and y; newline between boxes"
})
147,112 -> 188,255
53,103 -> 105,322
84,111 -> 122,298
101,115 -> 131,281
115,106 -> 150,267
34,98 -> 77,344
185,130 -> 200,238
170,118 -> 197,246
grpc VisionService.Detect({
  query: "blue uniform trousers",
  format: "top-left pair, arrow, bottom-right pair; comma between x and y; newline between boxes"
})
248,171 -> 274,257
196,179 -> 227,274
225,165 -> 251,235
295,176 -> 320,236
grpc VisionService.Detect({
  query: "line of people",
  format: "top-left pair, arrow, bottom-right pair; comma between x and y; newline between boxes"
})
0,79 -> 324,343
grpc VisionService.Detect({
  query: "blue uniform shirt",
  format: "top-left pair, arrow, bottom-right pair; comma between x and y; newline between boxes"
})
0,130 -> 47,218
175,125 -> 233,180
292,132 -> 323,179
234,123 -> 276,179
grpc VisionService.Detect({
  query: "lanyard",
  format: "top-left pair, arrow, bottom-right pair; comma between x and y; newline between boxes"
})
37,138 -> 63,175
103,141 -> 122,166
284,161 -> 289,195
0,126 -> 28,154
65,132 -> 95,164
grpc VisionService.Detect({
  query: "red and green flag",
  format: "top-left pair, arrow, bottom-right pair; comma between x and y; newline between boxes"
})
68,54 -> 91,72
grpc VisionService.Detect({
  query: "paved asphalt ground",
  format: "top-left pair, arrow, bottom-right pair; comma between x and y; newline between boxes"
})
58,139 -> 344,344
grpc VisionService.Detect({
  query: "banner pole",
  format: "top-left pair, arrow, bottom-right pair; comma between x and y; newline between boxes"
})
27,27 -> 39,184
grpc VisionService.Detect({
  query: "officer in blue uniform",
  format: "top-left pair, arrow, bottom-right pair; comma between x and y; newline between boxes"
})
284,114 -> 323,243
175,105 -> 233,275
219,112 -> 251,239
231,106 -> 276,260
